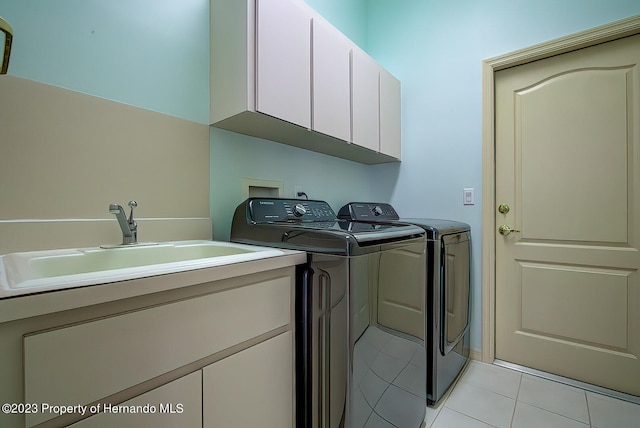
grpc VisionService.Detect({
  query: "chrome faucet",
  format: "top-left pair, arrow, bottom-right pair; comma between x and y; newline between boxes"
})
109,200 -> 138,245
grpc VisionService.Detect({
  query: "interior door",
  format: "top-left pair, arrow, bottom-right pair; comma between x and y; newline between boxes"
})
495,34 -> 640,396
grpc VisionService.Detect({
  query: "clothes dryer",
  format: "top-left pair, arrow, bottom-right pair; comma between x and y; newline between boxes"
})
338,202 -> 471,405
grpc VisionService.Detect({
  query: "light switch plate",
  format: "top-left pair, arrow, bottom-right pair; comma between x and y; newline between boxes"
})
463,188 -> 475,205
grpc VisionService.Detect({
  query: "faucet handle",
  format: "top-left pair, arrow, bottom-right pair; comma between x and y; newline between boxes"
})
127,201 -> 138,227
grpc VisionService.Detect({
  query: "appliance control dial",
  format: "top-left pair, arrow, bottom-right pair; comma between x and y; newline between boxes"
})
373,206 -> 383,216
293,203 -> 307,217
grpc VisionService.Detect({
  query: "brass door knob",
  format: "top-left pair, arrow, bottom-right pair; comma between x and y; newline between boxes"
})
498,225 -> 520,236
498,204 -> 510,214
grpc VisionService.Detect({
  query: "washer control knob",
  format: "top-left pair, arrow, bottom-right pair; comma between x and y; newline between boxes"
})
373,206 -> 383,216
293,203 -> 307,217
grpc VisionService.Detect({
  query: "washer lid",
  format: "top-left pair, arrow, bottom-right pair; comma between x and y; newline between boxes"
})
400,218 -> 470,239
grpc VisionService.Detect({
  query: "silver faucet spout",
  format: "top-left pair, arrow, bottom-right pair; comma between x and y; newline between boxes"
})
109,201 -> 138,245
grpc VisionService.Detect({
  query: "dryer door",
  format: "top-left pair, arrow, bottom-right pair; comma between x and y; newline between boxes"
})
440,232 -> 471,355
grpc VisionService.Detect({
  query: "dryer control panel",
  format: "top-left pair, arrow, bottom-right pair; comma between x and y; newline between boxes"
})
337,202 -> 400,221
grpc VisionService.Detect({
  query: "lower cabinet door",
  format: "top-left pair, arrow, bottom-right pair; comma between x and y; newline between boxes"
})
203,331 -> 293,428
70,371 -> 202,428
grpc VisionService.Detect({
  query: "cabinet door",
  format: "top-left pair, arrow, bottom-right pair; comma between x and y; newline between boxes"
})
24,273 -> 291,426
351,47 -> 380,152
312,17 -> 351,142
379,68 -> 401,159
256,0 -> 311,128
70,371 -> 202,428
203,331 -> 293,428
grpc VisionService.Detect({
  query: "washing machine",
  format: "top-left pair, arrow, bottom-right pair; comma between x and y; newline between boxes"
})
231,198 -> 428,427
338,202 -> 471,405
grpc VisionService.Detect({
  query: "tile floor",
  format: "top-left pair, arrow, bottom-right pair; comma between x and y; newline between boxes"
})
354,326 -> 427,427
425,361 -> 640,428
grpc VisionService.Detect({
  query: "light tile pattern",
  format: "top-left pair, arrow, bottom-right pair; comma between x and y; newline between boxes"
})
354,327 -> 426,428
426,361 -> 640,428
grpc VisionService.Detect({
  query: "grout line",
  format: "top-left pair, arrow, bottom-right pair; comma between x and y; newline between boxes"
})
494,360 -> 640,405
516,380 -> 593,425
471,362 -> 640,428
200,370 -> 204,427
509,372 -> 524,427
502,366 -> 596,427
427,360 -> 471,427
585,391 -> 592,428
447,407 -> 502,428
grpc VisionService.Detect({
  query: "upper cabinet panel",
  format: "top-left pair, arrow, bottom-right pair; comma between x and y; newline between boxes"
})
256,0 -> 311,129
379,68 -> 402,159
210,0 -> 401,164
351,47 -> 381,153
210,0 -> 252,124
312,17 -> 351,142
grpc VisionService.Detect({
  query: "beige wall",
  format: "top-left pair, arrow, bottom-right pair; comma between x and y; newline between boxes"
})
0,76 -> 211,254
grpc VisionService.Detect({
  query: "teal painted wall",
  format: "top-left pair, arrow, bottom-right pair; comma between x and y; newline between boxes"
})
0,0 -> 377,242
210,128 -> 377,240
0,0 -> 366,124
305,0 -> 368,48
365,0 -> 640,352
3,0 -> 640,353
0,0 -> 209,123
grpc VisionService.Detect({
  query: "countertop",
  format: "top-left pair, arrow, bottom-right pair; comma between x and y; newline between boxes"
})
0,249 -> 305,323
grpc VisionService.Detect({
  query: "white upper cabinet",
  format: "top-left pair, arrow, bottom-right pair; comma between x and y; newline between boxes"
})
379,68 -> 402,159
352,48 -> 402,158
256,0 -> 311,128
210,0 -> 401,164
351,46 -> 381,153
311,17 -> 351,142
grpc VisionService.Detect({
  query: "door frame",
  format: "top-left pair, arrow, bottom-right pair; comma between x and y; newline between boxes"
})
481,14 -> 640,363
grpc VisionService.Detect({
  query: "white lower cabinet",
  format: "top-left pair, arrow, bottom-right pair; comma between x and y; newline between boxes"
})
70,372 -> 202,428
18,267 -> 295,428
71,332 -> 294,428
203,331 -> 293,428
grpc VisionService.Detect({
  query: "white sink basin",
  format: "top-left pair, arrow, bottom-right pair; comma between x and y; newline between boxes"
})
0,240 -> 285,297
